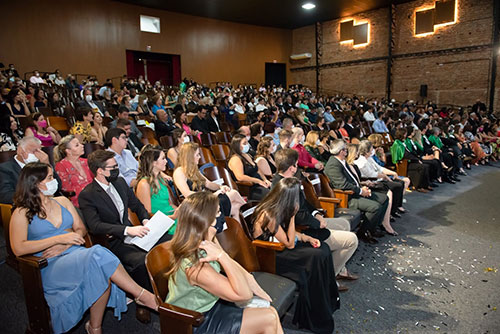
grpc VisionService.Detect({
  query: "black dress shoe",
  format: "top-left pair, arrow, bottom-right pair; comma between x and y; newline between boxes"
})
390,216 -> 396,223
372,230 -> 385,238
136,306 -> 151,324
452,176 -> 461,182
397,208 -> 408,214
357,231 -> 378,244
445,178 -> 456,184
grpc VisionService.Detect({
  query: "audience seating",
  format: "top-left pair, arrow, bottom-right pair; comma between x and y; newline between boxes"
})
47,116 -> 70,136
83,143 -> 104,158
102,116 -> 114,128
202,165 -> 238,190
198,147 -> 217,166
210,144 -> 230,169
215,132 -> 232,144
3,204 -> 53,334
41,146 -> 56,167
199,133 -> 216,147
138,127 -> 159,146
396,159 -> 408,177
0,150 -> 16,164
187,135 -> 201,145
219,122 -> 233,132
18,117 -> 31,131
145,242 -> 205,334
36,106 -> 54,117
159,135 -> 174,150
301,176 -> 341,219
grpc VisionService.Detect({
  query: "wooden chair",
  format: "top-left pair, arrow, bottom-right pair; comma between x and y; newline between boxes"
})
102,116 -> 114,128
139,126 -> 159,146
1,203 -> 18,270
332,189 -> 354,209
217,217 -> 296,317
187,134 -> 201,145
202,166 -> 238,190
83,143 -> 104,158
199,147 -> 217,166
18,116 -> 31,131
0,150 -> 16,163
396,159 -> 408,177
210,144 -> 230,168
301,177 -> 341,218
215,132 -> 231,144
145,242 -> 205,334
199,133 -> 216,147
219,122 -> 233,132
2,203 -> 53,334
47,116 -> 70,136
159,135 -> 174,150
36,106 -> 53,117
237,113 -> 247,126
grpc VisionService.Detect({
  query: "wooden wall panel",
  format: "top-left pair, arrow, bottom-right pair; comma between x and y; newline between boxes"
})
0,0 -> 292,86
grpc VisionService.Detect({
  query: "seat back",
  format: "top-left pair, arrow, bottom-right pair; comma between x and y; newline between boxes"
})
215,132 -> 231,144
239,201 -> 260,240
146,242 -> 171,302
160,135 -> 174,149
0,150 -> 16,164
187,134 -> 201,145
139,126 -> 159,146
202,166 -> 238,190
36,106 -> 53,117
200,133 -> 216,147
216,217 -> 260,273
41,145 -> 56,167
199,147 -> 217,166
301,178 -> 322,209
210,144 -> 230,168
83,143 -> 104,158
396,159 -> 408,177
0,204 -> 17,270
47,116 -> 70,134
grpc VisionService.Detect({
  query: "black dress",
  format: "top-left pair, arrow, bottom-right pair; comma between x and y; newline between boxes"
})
255,224 -> 340,334
186,179 -> 231,228
230,156 -> 270,201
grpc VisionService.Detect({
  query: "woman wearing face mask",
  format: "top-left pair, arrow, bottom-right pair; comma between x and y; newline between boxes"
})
290,127 -> 324,172
164,191 -> 283,334
136,94 -> 154,118
175,142 -> 246,222
167,128 -> 189,168
228,134 -> 271,201
304,130 -> 329,165
25,112 -> 61,146
10,162 -> 159,334
255,137 -> 277,178
135,148 -> 179,235
54,135 -> 94,207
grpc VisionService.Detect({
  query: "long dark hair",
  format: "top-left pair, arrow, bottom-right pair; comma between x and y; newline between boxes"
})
166,192 -> 219,283
252,177 -> 300,239
228,133 -> 246,161
136,148 -> 167,194
13,162 -> 51,222
0,113 -> 15,144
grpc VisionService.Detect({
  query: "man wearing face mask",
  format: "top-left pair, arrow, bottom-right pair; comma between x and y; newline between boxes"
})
76,88 -> 108,117
79,150 -> 172,324
0,136 -> 57,204
105,128 -> 139,187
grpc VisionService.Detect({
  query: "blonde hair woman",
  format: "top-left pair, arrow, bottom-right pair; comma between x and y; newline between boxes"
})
173,142 -> 245,221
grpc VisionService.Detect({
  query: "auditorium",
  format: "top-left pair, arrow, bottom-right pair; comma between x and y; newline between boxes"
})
0,0 -> 499,333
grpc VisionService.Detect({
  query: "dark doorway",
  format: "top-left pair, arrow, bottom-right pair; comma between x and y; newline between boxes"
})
125,50 -> 181,86
265,62 -> 286,88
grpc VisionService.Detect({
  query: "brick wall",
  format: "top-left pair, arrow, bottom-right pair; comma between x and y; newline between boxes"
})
290,0 -> 498,109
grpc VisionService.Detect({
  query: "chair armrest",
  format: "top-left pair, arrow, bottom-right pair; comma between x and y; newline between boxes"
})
159,302 -> 204,325
252,240 -> 285,251
333,189 -> 354,195
17,255 -> 48,269
235,181 -> 253,197
333,189 -> 353,209
318,196 -> 341,218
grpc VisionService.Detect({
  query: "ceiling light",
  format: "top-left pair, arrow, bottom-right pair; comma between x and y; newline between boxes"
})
302,3 -> 316,10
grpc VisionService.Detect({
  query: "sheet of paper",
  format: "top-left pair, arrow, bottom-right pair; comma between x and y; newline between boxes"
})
213,178 -> 224,185
126,211 -> 174,252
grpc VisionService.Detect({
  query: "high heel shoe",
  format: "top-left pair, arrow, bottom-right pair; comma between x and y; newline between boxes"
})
135,288 -> 159,311
85,321 -> 101,334
386,230 -> 399,236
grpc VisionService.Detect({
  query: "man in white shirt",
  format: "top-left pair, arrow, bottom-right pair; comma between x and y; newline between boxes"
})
363,107 -> 376,122
29,71 -> 46,84
255,98 -> 267,112
105,128 -> 139,187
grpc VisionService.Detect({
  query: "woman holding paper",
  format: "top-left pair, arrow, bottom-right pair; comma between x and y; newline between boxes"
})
135,148 -> 179,235
173,142 -> 245,222
165,192 -> 283,334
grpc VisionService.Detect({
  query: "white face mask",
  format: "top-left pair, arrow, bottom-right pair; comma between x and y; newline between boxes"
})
271,145 -> 277,153
242,143 -> 250,153
300,135 -> 305,144
183,136 -> 190,143
85,95 -> 93,102
316,139 -> 321,146
41,179 -> 58,196
143,99 -> 148,104
25,153 -> 39,164
260,130 -> 264,137
246,135 -> 251,142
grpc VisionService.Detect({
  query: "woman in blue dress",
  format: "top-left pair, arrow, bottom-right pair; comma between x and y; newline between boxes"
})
10,162 -> 158,334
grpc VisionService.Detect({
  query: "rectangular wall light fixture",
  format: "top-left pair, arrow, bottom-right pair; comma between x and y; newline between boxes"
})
340,20 -> 369,47
415,0 -> 456,36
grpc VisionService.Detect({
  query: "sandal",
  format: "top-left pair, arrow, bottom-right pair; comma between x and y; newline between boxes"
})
85,321 -> 101,334
135,288 -> 159,311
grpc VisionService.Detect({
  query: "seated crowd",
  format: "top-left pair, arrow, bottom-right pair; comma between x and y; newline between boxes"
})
1,65 -> 500,334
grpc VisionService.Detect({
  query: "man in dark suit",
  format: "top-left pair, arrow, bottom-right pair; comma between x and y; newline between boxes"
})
0,137 -> 50,204
116,118 -> 143,157
76,88 -> 108,116
343,115 -> 355,138
79,150 -> 171,322
154,109 -> 176,138
190,105 -> 210,134
324,139 -> 388,244
206,105 -> 222,133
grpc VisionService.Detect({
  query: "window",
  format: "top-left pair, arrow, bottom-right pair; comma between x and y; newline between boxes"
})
140,15 -> 160,34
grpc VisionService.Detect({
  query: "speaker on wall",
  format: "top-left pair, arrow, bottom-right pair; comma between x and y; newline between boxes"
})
420,84 -> 428,97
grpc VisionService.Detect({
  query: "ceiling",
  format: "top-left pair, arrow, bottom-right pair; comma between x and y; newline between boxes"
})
116,0 -> 413,29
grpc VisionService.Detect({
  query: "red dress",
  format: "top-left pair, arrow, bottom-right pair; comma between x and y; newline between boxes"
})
55,158 -> 94,207
292,143 -> 319,169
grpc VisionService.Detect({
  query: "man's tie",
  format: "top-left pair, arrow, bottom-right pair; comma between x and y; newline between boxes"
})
106,187 -> 123,224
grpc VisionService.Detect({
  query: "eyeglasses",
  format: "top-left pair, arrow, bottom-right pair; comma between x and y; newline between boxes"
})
105,164 -> 119,169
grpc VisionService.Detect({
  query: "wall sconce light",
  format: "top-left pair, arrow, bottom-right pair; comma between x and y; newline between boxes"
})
415,0 -> 457,36
340,20 -> 370,47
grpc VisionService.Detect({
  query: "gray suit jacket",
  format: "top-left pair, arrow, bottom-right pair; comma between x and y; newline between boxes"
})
324,156 -> 361,198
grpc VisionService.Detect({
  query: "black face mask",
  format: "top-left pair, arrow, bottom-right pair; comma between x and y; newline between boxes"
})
105,168 -> 119,183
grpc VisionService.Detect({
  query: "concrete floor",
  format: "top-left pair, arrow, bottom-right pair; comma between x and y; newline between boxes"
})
1,163 -> 499,334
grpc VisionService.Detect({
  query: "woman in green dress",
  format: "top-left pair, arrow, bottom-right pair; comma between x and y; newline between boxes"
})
135,147 -> 179,235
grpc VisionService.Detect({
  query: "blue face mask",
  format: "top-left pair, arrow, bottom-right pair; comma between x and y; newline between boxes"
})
242,143 -> 250,153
